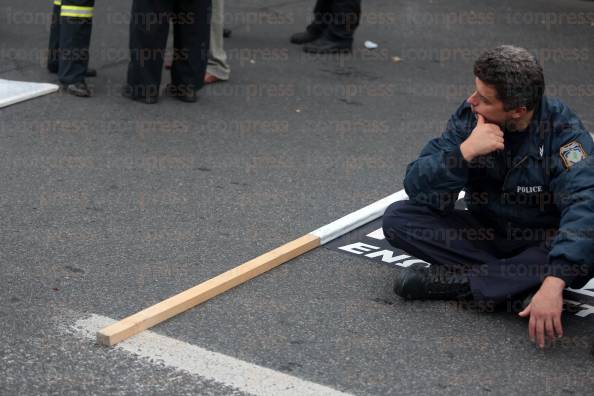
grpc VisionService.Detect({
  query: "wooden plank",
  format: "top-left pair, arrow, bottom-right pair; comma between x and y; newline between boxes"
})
97,234 -> 321,346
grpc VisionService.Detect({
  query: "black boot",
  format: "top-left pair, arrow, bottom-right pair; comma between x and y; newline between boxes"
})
121,85 -> 158,104
290,30 -> 322,44
393,264 -> 472,300
166,84 -> 198,103
302,37 -> 352,54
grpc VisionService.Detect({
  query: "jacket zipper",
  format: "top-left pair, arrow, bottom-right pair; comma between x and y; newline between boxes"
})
501,155 -> 528,191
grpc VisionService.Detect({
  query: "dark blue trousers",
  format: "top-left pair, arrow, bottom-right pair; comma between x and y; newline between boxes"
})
126,0 -> 211,100
382,200 -> 567,304
306,0 -> 361,43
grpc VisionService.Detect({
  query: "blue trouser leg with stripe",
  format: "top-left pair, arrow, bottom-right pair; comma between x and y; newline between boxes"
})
54,0 -> 94,84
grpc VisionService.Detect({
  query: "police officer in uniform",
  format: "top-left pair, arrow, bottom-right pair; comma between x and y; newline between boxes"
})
47,0 -> 96,97
122,0 -> 211,104
382,46 -> 594,348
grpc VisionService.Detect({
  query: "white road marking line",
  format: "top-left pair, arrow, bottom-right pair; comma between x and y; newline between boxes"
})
73,314 -> 354,396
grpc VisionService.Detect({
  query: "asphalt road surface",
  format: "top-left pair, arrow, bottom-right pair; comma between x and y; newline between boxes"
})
1,0 -> 594,395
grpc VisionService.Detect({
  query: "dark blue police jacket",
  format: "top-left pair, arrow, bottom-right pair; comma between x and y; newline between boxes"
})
403,96 -> 594,286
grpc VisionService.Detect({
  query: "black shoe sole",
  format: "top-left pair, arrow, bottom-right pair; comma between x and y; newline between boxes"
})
290,32 -> 322,45
290,37 -> 320,45
166,84 -> 198,103
121,87 -> 158,104
124,95 -> 158,104
302,46 -> 352,54
174,96 -> 197,103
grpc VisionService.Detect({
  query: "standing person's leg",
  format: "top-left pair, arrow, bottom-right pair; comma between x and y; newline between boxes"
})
325,0 -> 360,44
48,0 -> 61,73
205,0 -> 230,83
308,0 -> 333,36
57,0 -> 94,94
125,0 -> 170,103
290,0 -> 331,44
169,0 -> 211,102
302,0 -> 359,53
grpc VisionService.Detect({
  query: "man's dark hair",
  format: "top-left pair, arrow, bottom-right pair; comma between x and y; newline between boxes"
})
473,45 -> 545,111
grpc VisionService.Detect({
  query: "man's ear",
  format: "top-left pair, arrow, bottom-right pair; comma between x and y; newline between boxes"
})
510,106 -> 528,119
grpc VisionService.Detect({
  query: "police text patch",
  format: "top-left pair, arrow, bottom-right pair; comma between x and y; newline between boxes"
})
560,141 -> 587,169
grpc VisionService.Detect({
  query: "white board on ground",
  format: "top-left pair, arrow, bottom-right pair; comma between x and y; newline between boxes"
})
0,79 -> 59,109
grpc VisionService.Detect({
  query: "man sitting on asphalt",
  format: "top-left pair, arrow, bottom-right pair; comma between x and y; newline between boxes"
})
383,45 -> 594,348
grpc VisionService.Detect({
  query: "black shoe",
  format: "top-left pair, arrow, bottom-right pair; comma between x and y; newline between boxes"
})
223,28 -> 232,38
49,67 -> 97,78
290,30 -> 321,44
393,265 -> 472,300
302,37 -> 352,54
62,81 -> 92,97
121,86 -> 158,104
166,84 -> 198,103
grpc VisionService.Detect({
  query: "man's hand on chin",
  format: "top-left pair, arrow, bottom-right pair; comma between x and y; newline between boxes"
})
519,276 -> 565,348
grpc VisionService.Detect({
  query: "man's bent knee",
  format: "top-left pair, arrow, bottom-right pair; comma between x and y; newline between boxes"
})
382,200 -> 424,244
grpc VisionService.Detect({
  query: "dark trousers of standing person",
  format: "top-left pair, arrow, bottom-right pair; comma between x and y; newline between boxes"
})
47,0 -> 94,84
125,0 -> 212,101
382,200 -> 587,308
306,0 -> 361,44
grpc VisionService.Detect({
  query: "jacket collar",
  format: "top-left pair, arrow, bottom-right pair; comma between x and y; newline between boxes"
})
509,96 -> 547,162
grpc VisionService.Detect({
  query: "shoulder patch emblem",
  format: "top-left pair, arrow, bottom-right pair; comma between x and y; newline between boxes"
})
560,141 -> 587,169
